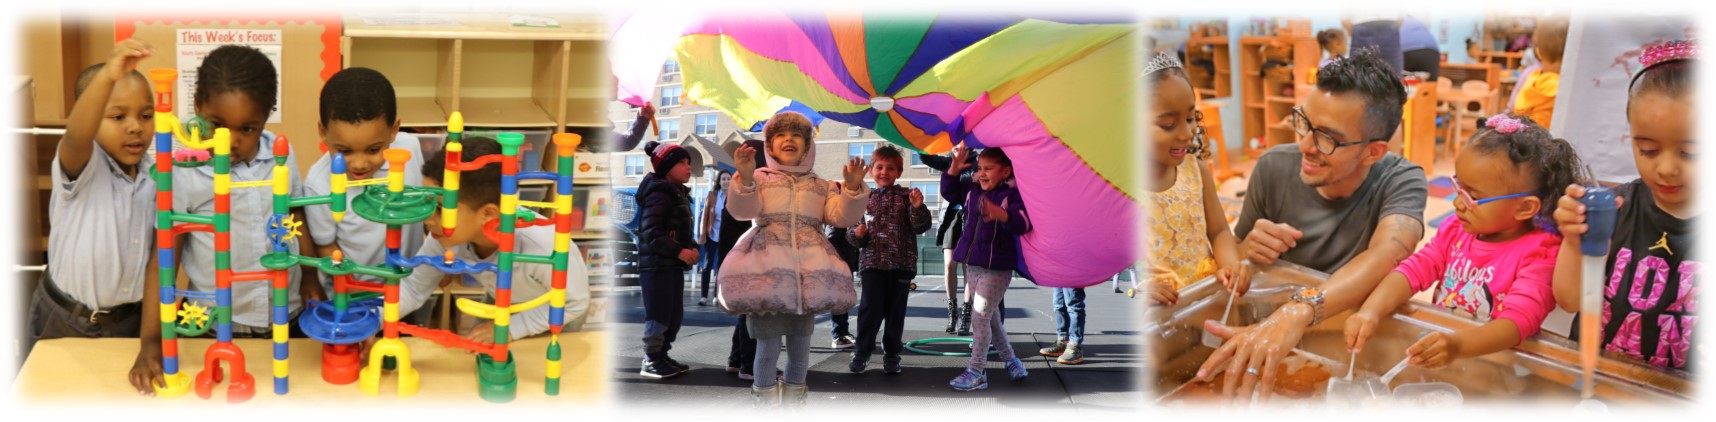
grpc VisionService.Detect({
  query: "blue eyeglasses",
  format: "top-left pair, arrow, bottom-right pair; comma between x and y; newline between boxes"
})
1451,175 -> 1534,207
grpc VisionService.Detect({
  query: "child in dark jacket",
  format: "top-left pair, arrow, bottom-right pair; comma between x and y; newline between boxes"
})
636,140 -> 697,379
942,146 -> 1032,391
846,146 -> 932,374
921,151 -> 979,334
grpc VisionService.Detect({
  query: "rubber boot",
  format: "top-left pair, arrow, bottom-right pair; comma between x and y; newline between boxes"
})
944,299 -> 959,334
781,382 -> 808,410
957,303 -> 973,336
752,383 -> 780,408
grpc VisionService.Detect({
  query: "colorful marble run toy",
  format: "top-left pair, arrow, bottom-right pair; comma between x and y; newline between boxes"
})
146,68 -> 582,403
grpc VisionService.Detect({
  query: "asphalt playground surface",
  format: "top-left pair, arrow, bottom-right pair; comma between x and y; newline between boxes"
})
608,274 -> 1143,415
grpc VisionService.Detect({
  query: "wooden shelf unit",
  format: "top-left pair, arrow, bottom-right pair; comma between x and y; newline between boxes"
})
1237,20 -> 1318,158
1187,35 -> 1233,101
341,14 -> 607,134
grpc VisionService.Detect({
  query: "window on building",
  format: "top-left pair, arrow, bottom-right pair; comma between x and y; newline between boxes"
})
847,143 -> 875,161
695,114 -> 718,136
660,86 -> 682,107
625,155 -> 647,176
662,60 -> 680,74
911,181 -> 942,210
657,119 -> 680,141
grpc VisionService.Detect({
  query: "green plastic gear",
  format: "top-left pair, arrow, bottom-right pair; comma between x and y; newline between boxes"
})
351,185 -> 441,225
259,252 -> 299,271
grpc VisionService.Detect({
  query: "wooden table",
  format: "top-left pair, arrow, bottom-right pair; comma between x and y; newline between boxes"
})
1438,88 -> 1495,157
16,334 -> 605,404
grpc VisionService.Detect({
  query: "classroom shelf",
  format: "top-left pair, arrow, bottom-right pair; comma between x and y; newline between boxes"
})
397,96 -> 450,128
1237,19 -> 1317,156
342,14 -> 606,133
460,98 -> 557,127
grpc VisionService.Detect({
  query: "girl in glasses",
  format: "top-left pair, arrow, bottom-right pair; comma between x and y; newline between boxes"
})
1343,112 -> 1584,368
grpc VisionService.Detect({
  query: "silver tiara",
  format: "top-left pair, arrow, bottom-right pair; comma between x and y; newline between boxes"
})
1144,52 -> 1183,75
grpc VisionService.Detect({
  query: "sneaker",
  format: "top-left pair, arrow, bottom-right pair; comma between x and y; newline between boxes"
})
949,369 -> 988,391
639,359 -> 686,379
1004,357 -> 1028,381
661,355 -> 691,372
738,370 -> 754,381
832,335 -> 856,350
1039,339 -> 1068,357
883,356 -> 902,375
1057,346 -> 1085,365
848,358 -> 867,374
698,297 -> 708,306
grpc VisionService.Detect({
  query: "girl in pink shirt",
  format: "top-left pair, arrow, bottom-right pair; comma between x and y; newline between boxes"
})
1344,113 -> 1585,368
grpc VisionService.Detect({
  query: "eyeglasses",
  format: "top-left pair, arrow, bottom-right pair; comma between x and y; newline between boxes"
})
1289,105 -> 1380,155
1450,175 -> 1534,207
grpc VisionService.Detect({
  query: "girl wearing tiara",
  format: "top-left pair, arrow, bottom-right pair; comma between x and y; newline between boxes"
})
1143,52 -> 1248,307
1552,39 -> 1699,373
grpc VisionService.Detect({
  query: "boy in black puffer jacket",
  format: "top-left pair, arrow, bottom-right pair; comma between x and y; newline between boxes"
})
636,140 -> 697,379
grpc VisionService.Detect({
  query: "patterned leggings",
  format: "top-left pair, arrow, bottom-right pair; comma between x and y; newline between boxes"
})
966,265 -> 1017,373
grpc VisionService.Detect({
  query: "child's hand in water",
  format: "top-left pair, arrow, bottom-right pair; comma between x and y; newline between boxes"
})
678,248 -> 699,265
948,146 -> 973,175
106,39 -> 153,83
1554,184 -> 1624,238
1344,310 -> 1381,353
979,198 -> 1008,222
1148,266 -> 1181,306
910,188 -> 925,207
1215,261 -> 1252,296
1406,331 -> 1459,369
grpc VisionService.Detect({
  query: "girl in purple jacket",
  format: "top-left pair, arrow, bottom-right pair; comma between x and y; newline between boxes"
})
942,146 -> 1032,391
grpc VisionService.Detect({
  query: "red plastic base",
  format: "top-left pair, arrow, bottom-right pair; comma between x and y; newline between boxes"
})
193,342 -> 256,403
322,343 -> 361,385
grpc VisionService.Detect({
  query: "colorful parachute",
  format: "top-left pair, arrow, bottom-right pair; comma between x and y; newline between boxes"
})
672,12 -> 1140,287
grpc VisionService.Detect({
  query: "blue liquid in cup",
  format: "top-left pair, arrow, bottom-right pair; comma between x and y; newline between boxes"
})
1579,186 -> 1619,257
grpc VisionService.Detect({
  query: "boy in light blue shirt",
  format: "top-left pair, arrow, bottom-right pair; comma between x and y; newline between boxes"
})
36,40 -> 156,350
302,67 -> 425,296
167,45 -> 314,335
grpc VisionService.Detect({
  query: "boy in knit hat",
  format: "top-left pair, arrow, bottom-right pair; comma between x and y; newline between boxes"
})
636,140 -> 697,379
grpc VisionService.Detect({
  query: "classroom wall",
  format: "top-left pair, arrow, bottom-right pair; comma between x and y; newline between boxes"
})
1554,14 -> 1692,183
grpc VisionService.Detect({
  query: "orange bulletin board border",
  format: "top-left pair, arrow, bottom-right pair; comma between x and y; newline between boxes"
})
114,16 -> 342,83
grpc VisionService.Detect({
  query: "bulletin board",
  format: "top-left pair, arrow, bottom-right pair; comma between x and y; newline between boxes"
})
1553,14 -> 1693,184
113,15 -> 341,171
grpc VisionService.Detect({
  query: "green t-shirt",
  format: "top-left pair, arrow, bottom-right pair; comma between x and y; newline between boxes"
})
1234,145 -> 1428,272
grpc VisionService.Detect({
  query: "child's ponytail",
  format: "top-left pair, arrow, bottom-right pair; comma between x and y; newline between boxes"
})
1469,113 -> 1587,235
1532,136 -> 1586,234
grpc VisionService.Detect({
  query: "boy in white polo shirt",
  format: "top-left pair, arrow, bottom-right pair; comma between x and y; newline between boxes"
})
34,40 -> 157,350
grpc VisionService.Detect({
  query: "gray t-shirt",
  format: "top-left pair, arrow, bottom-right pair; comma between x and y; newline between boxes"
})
1234,145 -> 1428,272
